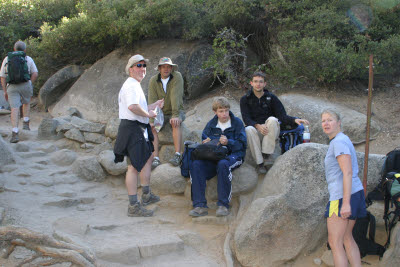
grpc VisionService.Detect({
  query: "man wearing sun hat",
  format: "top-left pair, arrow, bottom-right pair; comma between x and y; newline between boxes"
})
148,57 -> 185,169
114,54 -> 164,217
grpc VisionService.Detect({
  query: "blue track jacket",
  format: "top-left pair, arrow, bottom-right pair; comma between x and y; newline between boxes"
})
202,111 -> 247,160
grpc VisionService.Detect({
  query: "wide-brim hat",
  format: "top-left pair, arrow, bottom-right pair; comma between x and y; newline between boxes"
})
125,55 -> 149,75
155,57 -> 177,71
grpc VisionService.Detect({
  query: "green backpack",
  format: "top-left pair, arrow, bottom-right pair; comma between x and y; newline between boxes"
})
383,172 -> 400,248
6,51 -> 30,84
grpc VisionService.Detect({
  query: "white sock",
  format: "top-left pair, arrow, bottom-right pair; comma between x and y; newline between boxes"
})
154,156 -> 160,160
12,127 -> 19,133
23,117 -> 29,122
175,152 -> 181,156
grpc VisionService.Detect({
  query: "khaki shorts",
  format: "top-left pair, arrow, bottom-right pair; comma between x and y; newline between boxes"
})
7,82 -> 33,108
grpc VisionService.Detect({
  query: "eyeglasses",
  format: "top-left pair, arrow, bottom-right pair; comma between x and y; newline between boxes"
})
134,63 -> 146,68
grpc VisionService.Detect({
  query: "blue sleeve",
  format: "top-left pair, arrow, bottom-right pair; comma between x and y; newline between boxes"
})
227,118 -> 247,153
202,121 -> 212,141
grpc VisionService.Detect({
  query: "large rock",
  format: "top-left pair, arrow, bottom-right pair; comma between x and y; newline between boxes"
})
70,117 -> 105,133
37,118 -> 60,139
39,65 -> 84,109
64,128 -> 85,143
0,135 -> 15,165
150,164 -> 187,194
72,156 -> 106,182
280,94 -> 381,144
233,143 -> 385,267
97,150 -> 127,176
51,149 -> 77,166
105,117 -> 120,139
381,224 -> 400,267
50,40 -> 214,123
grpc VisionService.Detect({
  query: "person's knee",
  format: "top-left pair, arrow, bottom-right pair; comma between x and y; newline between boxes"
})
245,126 -> 257,135
127,164 -> 137,174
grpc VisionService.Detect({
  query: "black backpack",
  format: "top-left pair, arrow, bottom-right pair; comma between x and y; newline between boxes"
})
6,51 -> 30,84
352,212 -> 385,258
382,172 -> 400,248
367,148 -> 400,204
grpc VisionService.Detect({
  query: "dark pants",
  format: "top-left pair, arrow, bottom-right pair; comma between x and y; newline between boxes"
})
190,155 -> 243,208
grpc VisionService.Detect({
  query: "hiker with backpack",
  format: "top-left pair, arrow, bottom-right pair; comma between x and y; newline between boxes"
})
239,71 -> 309,174
0,41 -> 38,143
321,109 -> 367,267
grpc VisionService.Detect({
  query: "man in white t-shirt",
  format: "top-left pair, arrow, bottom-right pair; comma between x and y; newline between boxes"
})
0,41 -> 38,143
114,54 -> 164,217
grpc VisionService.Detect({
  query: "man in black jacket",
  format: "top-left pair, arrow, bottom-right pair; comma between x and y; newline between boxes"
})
240,72 -> 309,174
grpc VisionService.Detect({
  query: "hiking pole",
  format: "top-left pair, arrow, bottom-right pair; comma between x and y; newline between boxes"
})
363,54 -> 374,196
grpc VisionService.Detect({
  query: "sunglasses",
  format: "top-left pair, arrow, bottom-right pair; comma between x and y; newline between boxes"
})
134,63 -> 146,68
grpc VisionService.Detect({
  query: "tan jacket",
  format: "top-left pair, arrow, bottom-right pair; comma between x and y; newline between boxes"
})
148,71 -> 184,118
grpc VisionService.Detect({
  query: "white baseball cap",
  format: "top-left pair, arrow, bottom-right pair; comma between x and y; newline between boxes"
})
125,54 -> 149,75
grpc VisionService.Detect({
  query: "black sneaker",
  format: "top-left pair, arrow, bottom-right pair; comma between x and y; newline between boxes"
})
189,207 -> 208,217
10,132 -> 19,143
216,206 -> 230,217
127,202 -> 153,217
169,153 -> 182,166
151,158 -> 161,170
141,191 -> 160,206
23,120 -> 30,130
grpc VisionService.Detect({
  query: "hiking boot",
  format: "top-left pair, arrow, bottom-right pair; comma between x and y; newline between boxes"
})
10,132 -> 19,143
256,164 -> 267,174
127,202 -> 153,217
151,158 -> 161,170
169,153 -> 182,166
22,120 -> 30,130
189,207 -> 208,217
141,191 -> 160,206
216,206 -> 229,217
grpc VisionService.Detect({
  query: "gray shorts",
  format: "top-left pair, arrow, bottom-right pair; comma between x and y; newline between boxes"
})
7,82 -> 33,108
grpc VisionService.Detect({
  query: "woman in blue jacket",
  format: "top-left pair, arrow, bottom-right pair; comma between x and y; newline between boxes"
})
189,97 -> 246,217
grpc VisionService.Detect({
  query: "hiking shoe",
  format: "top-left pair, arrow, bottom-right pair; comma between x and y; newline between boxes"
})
151,158 -> 161,170
256,164 -> 267,174
22,120 -> 30,130
189,207 -> 208,217
10,132 -> 19,143
169,153 -> 182,166
263,154 -> 275,167
127,202 -> 153,217
216,206 -> 229,217
141,191 -> 160,206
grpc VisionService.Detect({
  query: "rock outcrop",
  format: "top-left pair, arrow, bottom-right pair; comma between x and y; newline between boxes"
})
39,65 -> 84,109
50,40 -> 214,123
280,94 -> 381,144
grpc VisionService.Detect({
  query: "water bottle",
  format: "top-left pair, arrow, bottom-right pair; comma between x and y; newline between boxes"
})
303,125 -> 310,143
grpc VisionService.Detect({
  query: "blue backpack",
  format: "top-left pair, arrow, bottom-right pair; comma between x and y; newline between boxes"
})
180,141 -> 199,177
279,123 -> 304,154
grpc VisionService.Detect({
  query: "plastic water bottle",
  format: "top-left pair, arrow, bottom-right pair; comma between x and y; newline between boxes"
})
303,125 -> 310,143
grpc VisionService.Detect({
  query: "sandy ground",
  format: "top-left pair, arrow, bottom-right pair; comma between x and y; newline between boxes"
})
1,81 -> 399,266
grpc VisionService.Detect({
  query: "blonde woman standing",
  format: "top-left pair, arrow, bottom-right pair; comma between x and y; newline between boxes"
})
322,109 -> 366,267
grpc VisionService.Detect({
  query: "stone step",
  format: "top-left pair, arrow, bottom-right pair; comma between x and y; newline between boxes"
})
52,217 -> 185,265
